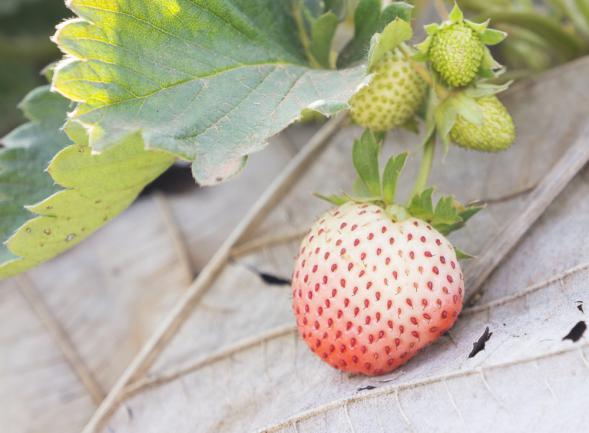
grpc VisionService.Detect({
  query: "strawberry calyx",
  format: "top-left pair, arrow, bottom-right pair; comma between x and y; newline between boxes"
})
414,3 -> 507,87
317,130 -> 482,242
430,80 -> 514,152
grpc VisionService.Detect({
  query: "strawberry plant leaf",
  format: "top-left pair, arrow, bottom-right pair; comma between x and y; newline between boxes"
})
309,12 -> 339,68
381,152 -> 407,205
337,0 -> 413,68
337,0 -> 382,68
0,88 -> 175,279
52,0 -> 366,186
0,86 -> 70,267
368,18 -> 413,71
352,130 -> 381,198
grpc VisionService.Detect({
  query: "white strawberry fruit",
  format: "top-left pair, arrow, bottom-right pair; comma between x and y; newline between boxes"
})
292,131 -> 479,376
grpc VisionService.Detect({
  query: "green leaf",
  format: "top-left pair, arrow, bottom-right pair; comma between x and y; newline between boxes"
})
367,18 -> 413,70
52,0 -> 366,186
382,153 -> 407,205
309,12 -> 339,68
337,0 -> 382,68
0,88 -> 175,279
0,87 -> 70,268
352,130 -> 381,198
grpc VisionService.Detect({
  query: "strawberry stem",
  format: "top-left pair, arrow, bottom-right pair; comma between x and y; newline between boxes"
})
410,132 -> 436,199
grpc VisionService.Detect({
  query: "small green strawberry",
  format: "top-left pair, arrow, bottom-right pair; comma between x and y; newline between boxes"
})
429,23 -> 483,87
349,52 -> 426,132
415,4 -> 507,88
450,96 -> 515,152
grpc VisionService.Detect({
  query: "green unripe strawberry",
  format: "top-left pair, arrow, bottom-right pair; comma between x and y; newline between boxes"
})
430,23 -> 484,87
450,96 -> 515,152
349,52 -> 426,132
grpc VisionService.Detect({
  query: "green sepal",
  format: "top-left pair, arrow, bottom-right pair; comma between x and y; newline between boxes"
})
453,94 -> 484,126
380,2 -> 413,24
412,49 -> 429,62
407,188 -> 482,235
434,98 -> 458,153
436,202 -> 484,235
343,193 -> 383,203
352,176 -> 372,198
309,12 -> 339,68
337,0 -> 413,68
367,18 -> 413,71
465,18 -> 490,34
352,130 -> 381,197
480,28 -> 508,45
407,188 -> 435,220
481,46 -> 502,70
424,23 -> 440,36
314,193 -> 350,206
382,152 -> 408,205
448,3 -> 464,22
464,81 -> 512,98
455,248 -> 475,260
386,203 -> 411,222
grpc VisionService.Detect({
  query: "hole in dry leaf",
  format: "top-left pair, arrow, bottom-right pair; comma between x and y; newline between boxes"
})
562,321 -> 586,343
239,262 -> 291,286
357,385 -> 377,392
468,327 -> 492,358
576,301 -> 584,314
258,272 -> 292,286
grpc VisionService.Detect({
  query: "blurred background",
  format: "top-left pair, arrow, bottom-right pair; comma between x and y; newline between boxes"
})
0,0 -> 69,135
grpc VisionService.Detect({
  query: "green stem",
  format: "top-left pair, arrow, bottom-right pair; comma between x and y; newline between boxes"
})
410,132 -> 436,198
